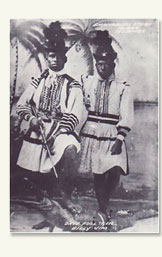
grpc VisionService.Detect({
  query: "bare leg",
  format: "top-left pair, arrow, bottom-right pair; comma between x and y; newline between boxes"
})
94,166 -> 121,217
58,145 -> 82,214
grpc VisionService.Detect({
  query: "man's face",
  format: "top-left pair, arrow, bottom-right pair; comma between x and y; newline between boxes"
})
96,60 -> 114,80
47,52 -> 66,72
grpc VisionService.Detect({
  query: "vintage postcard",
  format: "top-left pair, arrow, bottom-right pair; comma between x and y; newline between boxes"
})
10,19 -> 159,233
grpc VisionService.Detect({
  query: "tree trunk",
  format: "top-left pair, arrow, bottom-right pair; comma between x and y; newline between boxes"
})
10,38 -> 18,114
82,44 -> 94,75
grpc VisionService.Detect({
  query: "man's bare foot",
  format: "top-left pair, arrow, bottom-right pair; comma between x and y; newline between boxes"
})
32,219 -> 55,232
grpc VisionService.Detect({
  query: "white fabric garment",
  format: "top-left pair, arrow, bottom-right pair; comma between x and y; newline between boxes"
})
17,68 -> 87,173
17,133 -> 80,173
78,74 -> 134,175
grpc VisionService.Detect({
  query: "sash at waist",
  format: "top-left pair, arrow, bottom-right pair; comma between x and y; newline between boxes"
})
24,131 -> 80,144
87,111 -> 119,125
80,132 -> 116,141
37,112 -> 63,122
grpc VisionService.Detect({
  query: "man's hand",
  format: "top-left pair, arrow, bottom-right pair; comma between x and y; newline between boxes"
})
29,117 -> 40,132
110,139 -> 123,155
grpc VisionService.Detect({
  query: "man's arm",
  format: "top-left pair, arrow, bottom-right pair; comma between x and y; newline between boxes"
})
16,77 -> 41,133
111,83 -> 134,155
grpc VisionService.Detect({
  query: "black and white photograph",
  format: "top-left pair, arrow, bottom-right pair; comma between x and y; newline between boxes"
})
10,18 -> 159,233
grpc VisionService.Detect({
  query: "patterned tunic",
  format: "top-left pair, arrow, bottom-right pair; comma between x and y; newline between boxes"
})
17,68 -> 87,173
78,74 -> 134,175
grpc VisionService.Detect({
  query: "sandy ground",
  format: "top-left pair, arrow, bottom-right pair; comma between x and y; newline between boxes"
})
118,217 -> 159,233
10,205 -> 159,233
10,209 -> 64,233
10,209 -> 50,233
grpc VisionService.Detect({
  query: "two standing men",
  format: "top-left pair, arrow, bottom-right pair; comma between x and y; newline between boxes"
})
15,23 -> 134,222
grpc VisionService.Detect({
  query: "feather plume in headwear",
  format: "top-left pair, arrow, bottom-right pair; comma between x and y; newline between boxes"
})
43,21 -> 68,54
93,30 -> 117,61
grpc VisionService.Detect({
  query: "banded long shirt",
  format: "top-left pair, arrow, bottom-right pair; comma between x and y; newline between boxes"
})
79,73 -> 134,175
17,68 -> 87,173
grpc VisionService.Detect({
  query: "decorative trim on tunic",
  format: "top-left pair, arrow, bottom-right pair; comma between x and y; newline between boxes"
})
31,78 -> 40,89
17,105 -> 33,121
87,111 -> 119,125
17,70 -> 82,145
94,80 -> 113,114
117,125 -> 131,140
31,69 -> 49,89
24,130 -> 81,144
59,113 -> 79,132
80,133 -> 116,141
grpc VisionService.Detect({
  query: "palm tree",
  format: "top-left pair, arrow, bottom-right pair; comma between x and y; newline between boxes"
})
62,19 -> 122,75
10,19 -> 47,113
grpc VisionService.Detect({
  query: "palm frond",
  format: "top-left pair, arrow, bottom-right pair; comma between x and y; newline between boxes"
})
28,20 -> 47,30
18,37 -> 35,53
85,19 -> 103,31
11,20 -> 46,42
109,35 -> 122,49
86,19 -> 97,29
29,29 -> 45,42
61,21 -> 83,32
91,19 -> 112,27
26,34 -> 44,53
17,20 -> 46,31
67,33 -> 82,39
66,35 -> 83,48
27,53 -> 43,72
81,44 -> 94,75
24,54 -> 34,69
34,55 -> 43,72
66,19 -> 85,30
65,29 -> 83,36
77,19 -> 87,30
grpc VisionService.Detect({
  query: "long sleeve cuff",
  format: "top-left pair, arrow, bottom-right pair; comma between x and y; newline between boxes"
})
17,105 -> 33,121
58,113 -> 79,132
116,126 -> 131,141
